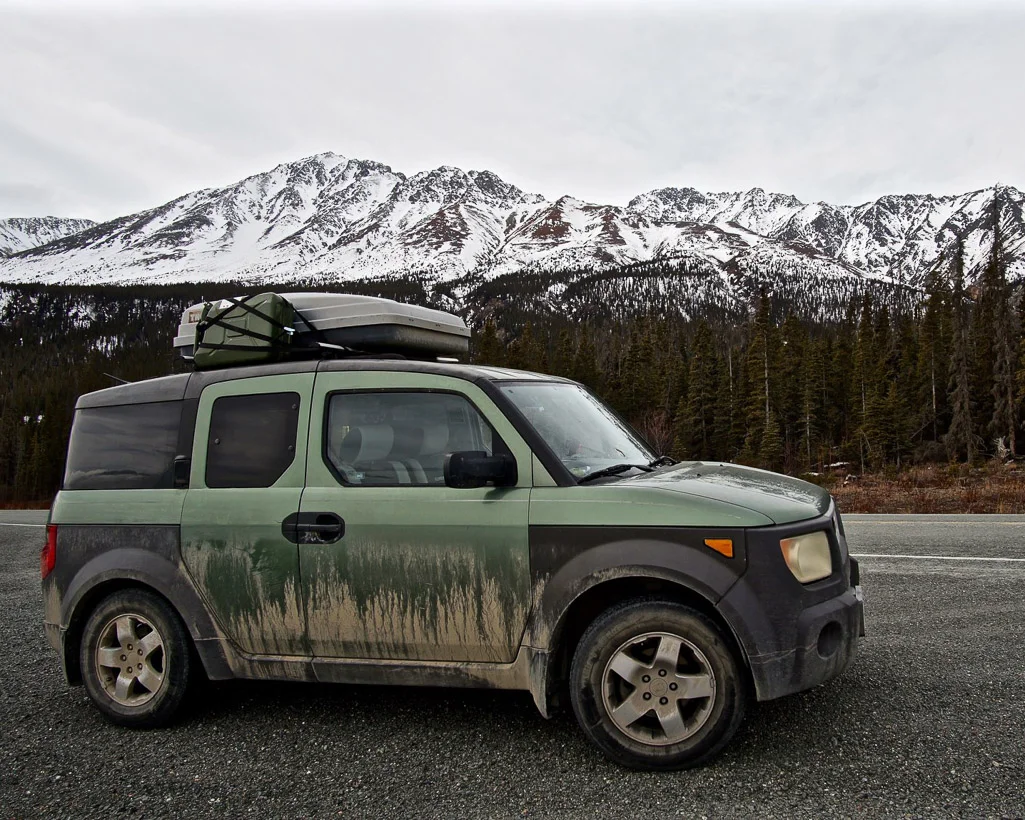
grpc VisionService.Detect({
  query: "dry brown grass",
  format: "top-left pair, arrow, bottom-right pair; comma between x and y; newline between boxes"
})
0,500 -> 51,510
827,464 -> 1025,514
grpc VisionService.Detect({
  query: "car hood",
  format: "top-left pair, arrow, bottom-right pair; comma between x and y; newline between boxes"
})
623,461 -> 832,525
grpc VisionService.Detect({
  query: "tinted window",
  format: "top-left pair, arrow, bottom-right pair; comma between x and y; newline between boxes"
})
206,392 -> 299,488
64,402 -> 181,490
325,391 -> 502,486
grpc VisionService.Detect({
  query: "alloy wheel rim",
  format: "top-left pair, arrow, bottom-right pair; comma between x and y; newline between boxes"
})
95,613 -> 166,707
601,631 -> 716,746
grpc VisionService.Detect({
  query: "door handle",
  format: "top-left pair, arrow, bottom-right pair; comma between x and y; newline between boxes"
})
300,522 -> 340,533
282,513 -> 345,544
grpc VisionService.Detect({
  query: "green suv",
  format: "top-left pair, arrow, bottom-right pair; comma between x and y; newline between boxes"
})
42,308 -> 863,770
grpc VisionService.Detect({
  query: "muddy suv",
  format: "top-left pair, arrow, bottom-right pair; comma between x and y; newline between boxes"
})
43,332 -> 863,770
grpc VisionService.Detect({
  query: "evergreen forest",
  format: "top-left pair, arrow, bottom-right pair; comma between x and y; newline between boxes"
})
0,237 -> 1020,504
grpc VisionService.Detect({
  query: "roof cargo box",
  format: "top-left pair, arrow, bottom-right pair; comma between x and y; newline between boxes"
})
174,293 -> 470,366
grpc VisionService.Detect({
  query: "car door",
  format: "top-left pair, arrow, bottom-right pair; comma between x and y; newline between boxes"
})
299,370 -> 532,663
180,373 -> 314,657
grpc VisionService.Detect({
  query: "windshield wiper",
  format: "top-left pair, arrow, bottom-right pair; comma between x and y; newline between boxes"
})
649,455 -> 678,468
578,463 -> 653,484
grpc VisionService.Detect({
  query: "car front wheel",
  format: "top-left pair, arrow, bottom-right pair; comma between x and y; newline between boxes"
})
79,589 -> 192,728
569,599 -> 747,770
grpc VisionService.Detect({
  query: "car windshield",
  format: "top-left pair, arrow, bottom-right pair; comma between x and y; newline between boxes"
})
498,382 -> 655,480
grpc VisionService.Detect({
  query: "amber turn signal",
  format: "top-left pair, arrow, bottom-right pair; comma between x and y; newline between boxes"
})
704,538 -> 733,558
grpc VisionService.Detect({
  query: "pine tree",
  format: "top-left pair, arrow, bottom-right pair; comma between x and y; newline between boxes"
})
988,203 -> 1016,456
778,315 -> 806,464
474,319 -> 506,367
828,313 -> 857,465
799,338 -> 827,469
712,359 -> 735,461
1013,295 -> 1025,448
742,293 -> 776,458
917,266 -> 952,443
947,243 -> 977,462
890,314 -> 918,465
862,304 -> 895,468
681,321 -> 718,460
729,344 -> 751,461
853,295 -> 876,471
671,391 -> 692,460
506,322 -> 541,371
623,322 -> 657,413
972,239 -> 1000,448
551,328 -> 575,379
759,414 -> 784,472
572,330 -> 601,391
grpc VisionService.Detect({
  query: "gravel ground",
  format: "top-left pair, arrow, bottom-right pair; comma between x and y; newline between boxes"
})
1,512 -> 1023,819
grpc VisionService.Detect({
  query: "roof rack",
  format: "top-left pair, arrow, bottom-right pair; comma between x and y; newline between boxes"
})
173,292 -> 470,370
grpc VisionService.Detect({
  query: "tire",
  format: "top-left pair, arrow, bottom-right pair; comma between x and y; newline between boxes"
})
79,589 -> 192,728
569,599 -> 747,770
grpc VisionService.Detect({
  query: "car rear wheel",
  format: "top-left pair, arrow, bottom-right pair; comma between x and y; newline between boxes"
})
79,589 -> 192,728
569,599 -> 747,770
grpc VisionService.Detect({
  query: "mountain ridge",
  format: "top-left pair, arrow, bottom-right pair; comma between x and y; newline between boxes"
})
1,153 -> 1021,309
0,216 -> 97,257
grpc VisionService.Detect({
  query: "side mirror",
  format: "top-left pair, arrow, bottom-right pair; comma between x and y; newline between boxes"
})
444,451 -> 517,489
173,455 -> 192,488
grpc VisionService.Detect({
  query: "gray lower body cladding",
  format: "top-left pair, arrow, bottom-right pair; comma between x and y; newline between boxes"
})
45,514 -> 863,710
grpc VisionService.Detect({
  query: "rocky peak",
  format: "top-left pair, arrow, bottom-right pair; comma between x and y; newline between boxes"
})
0,217 -> 97,256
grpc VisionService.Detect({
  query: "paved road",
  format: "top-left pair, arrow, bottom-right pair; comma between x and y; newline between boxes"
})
2,512 -> 1023,819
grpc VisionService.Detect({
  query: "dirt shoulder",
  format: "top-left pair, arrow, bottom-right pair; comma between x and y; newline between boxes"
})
825,464 -> 1025,514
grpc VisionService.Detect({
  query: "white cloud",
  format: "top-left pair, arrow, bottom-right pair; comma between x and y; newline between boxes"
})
0,0 -> 1023,219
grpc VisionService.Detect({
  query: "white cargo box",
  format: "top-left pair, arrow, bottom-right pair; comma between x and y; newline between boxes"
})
173,292 -> 470,361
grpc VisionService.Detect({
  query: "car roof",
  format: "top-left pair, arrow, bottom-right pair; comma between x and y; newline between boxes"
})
76,358 -> 571,409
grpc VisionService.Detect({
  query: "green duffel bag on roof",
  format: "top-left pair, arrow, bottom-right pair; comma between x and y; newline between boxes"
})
192,292 -> 296,369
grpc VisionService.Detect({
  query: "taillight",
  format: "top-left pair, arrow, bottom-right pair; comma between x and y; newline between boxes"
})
41,525 -> 57,580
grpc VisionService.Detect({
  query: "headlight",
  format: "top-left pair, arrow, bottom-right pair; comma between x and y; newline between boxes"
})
780,531 -> 832,583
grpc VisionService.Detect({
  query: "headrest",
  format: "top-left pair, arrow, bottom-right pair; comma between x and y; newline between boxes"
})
339,425 -> 394,463
419,424 -> 450,455
389,426 -> 424,459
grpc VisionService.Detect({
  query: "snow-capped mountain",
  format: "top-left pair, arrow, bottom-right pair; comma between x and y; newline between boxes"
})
0,152 -> 1021,298
0,217 -> 96,257
628,185 -> 1025,286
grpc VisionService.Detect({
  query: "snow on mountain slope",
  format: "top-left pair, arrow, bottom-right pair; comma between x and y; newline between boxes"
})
629,184 -> 1025,286
1,152 -> 1022,297
0,217 -> 96,256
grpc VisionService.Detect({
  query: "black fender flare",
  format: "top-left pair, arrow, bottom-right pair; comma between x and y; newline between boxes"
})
523,536 -> 752,716
527,538 -> 743,649
60,547 -> 233,682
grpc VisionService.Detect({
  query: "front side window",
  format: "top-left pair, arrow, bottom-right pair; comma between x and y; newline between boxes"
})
325,391 -> 500,486
64,401 -> 181,490
206,392 -> 299,488
498,382 -> 654,479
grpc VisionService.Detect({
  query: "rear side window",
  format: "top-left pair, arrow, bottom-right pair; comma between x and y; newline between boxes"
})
205,392 -> 299,488
64,401 -> 182,490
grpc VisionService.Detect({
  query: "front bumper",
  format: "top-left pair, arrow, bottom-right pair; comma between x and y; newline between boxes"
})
744,583 -> 863,701
718,506 -> 865,702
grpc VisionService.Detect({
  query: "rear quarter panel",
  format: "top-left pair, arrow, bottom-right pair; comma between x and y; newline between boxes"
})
45,489 -> 233,682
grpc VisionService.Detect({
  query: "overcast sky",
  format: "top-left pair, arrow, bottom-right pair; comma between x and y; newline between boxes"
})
1,0 -> 1023,221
